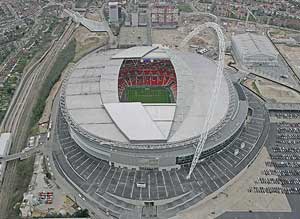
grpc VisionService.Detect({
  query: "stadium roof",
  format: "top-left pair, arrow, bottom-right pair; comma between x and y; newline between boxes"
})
104,103 -> 173,141
111,46 -> 158,59
232,33 -> 278,58
63,47 -> 231,143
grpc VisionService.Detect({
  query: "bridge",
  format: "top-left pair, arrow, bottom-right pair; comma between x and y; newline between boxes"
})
63,9 -> 108,32
0,146 -> 40,162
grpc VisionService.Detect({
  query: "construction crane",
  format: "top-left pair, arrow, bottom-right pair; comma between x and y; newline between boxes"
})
178,22 -> 226,179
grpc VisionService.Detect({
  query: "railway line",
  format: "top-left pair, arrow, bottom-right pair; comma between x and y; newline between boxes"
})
0,21 -> 75,219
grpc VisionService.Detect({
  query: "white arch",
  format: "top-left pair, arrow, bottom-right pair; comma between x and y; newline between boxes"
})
179,22 -> 226,179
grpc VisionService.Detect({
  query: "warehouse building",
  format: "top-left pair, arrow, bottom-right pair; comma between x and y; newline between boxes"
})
232,33 -> 279,67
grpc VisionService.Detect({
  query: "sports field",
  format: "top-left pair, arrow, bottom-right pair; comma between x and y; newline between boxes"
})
125,86 -> 173,103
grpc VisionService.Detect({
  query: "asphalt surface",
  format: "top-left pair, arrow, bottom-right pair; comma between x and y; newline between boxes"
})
218,114 -> 300,219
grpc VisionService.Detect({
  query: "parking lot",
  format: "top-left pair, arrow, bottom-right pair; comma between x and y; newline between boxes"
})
249,111 -> 300,198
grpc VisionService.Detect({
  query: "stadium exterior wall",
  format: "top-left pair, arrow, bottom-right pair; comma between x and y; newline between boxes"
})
66,103 -> 247,170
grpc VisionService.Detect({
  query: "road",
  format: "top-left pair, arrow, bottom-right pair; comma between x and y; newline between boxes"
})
0,20 -> 76,219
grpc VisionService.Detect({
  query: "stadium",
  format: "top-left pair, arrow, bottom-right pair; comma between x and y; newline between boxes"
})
55,45 -> 269,218
60,46 -> 247,168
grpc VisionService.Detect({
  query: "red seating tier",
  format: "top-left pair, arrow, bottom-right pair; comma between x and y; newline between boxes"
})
118,59 -> 177,101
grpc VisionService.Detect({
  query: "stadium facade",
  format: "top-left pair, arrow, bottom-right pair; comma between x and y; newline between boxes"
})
60,46 -> 248,170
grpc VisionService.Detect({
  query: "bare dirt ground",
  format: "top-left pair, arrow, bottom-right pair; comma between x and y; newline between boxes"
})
243,77 -> 300,103
20,154 -> 78,217
171,147 -> 291,219
74,26 -> 108,61
277,44 -> 300,77
152,27 -> 217,52
152,29 -> 185,48
152,13 -> 218,50
256,78 -> 300,103
86,10 -> 102,22
38,74 -> 64,129
224,54 -> 235,65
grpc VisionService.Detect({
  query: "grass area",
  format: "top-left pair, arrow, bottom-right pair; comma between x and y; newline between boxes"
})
124,86 -> 173,103
30,38 -> 76,127
177,3 -> 193,12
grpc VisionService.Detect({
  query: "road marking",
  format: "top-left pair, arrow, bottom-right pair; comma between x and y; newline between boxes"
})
65,147 -> 78,156
155,172 -> 159,199
86,162 -> 103,192
222,150 -> 238,164
96,166 -> 111,193
213,156 -> 235,177
107,168 -> 117,192
130,171 -> 136,199
121,170 -> 129,197
205,163 -> 223,187
73,154 -> 86,166
87,161 -> 101,180
168,171 -> 177,196
79,160 -> 95,175
114,169 -> 123,193
195,166 -> 213,192
161,171 -> 169,197
76,157 -> 90,170
216,153 -> 234,168
69,150 -> 82,160
211,161 -> 230,181
148,173 -> 151,199
236,138 -> 254,146
175,170 -> 185,193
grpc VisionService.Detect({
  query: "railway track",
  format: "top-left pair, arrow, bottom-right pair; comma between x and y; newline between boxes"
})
0,21 -> 75,219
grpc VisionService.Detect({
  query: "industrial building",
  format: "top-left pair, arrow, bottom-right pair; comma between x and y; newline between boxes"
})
232,33 -> 279,67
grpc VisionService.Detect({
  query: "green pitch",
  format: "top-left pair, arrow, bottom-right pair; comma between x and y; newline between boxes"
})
125,86 -> 173,103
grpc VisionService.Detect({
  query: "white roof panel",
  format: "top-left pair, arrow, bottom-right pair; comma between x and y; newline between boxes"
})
69,108 -> 112,124
144,104 -> 176,121
232,33 -> 278,58
143,48 -> 170,59
104,103 -> 167,141
66,94 -> 102,109
111,46 -> 158,59
155,121 -> 173,139
81,123 -> 128,142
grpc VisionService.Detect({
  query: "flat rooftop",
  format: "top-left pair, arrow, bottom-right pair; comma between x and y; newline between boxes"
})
232,33 -> 278,58
104,103 -> 175,141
